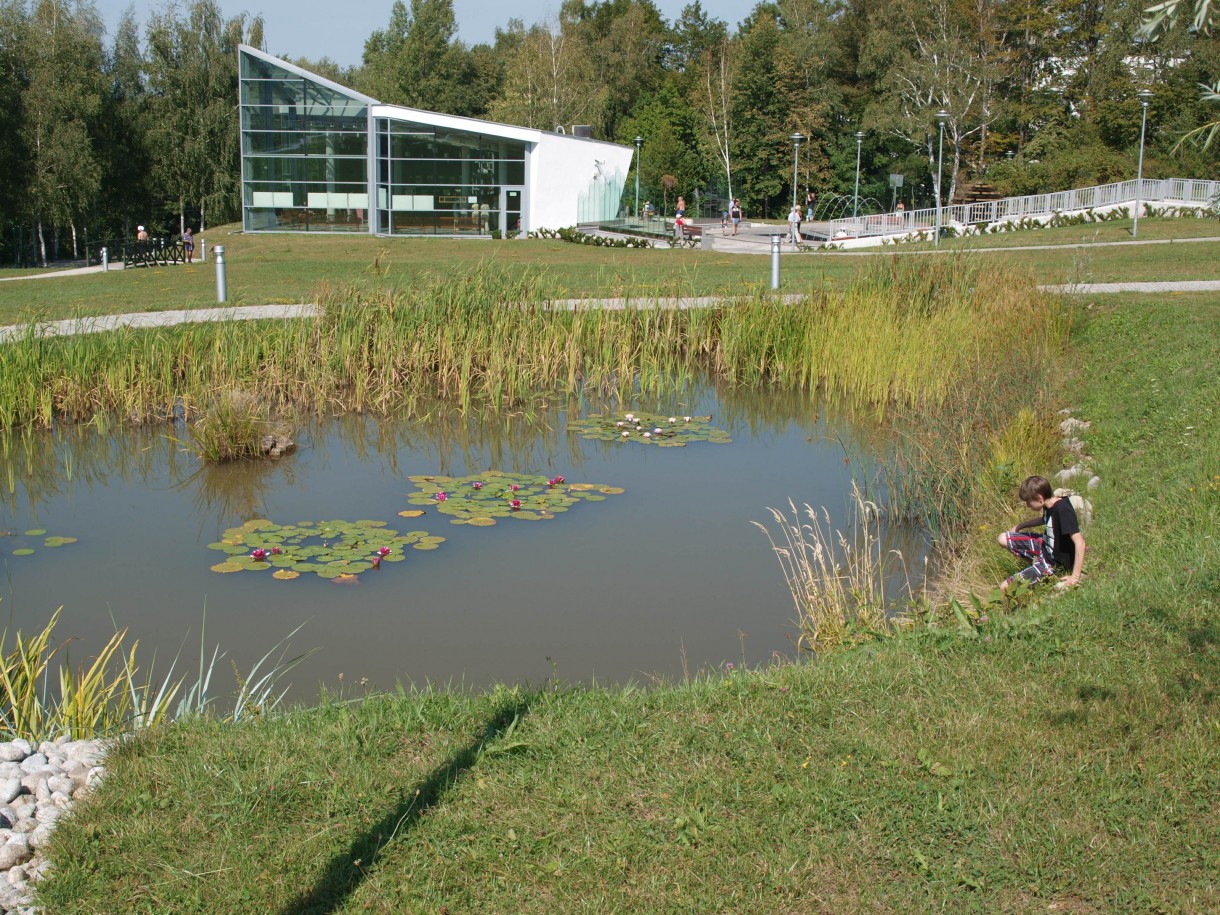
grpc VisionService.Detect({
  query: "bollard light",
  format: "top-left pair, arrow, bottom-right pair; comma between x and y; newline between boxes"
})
1133,89 -> 1153,239
101,247 -> 108,272
199,238 -> 206,263
214,245 -> 227,303
770,234 -> 782,290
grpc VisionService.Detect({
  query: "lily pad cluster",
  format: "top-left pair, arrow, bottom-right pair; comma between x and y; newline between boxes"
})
207,518 -> 445,582
404,471 -> 625,525
567,411 -> 731,447
0,528 -> 78,557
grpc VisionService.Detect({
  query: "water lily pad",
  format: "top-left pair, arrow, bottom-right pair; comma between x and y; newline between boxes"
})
401,472 -> 625,528
272,569 -> 300,580
398,510 -> 425,517
11,548 -> 35,556
568,411 -> 731,447
413,542 -> 439,550
210,561 -> 243,573
207,516 -> 445,581
23,529 -> 46,536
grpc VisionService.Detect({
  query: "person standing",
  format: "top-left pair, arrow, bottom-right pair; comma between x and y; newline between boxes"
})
674,195 -> 686,237
136,225 -> 149,242
182,226 -> 194,263
805,190 -> 816,222
788,204 -> 802,245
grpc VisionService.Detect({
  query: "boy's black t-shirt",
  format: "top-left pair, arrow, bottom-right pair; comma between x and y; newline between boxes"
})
1044,498 -> 1081,570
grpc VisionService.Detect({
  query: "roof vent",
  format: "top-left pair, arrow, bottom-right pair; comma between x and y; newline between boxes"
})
572,125 -> 593,139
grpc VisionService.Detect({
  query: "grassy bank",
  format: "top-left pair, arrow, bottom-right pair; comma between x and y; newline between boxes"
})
33,295 -> 1219,911
0,218 -> 1217,324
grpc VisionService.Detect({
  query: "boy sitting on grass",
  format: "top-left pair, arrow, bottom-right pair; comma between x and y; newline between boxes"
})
997,475 -> 1086,592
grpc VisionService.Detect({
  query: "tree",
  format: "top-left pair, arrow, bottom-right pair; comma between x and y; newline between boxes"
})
488,17 -> 606,130
1142,0 -> 1219,148
145,0 -> 262,234
0,1 -> 30,262
21,0 -> 106,263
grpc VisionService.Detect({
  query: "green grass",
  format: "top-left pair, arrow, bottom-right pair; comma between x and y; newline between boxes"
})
0,218 -> 1217,325
34,294 -> 1220,911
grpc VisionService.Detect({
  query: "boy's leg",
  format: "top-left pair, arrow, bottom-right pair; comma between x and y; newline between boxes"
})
997,530 -> 1053,590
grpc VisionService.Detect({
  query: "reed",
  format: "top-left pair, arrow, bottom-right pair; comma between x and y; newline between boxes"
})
753,484 -> 900,652
0,259 -> 1061,435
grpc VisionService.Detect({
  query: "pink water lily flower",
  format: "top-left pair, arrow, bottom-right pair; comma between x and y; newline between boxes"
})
250,548 -> 268,560
372,555 -> 381,569
554,475 -> 565,484
472,481 -> 484,490
435,491 -> 448,502
548,478 -> 559,487
511,499 -> 522,510
270,546 -> 282,555
378,546 -> 391,556
509,484 -> 519,492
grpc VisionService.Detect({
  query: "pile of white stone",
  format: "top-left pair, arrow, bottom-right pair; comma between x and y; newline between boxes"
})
0,738 -> 108,914
1054,411 -> 1097,523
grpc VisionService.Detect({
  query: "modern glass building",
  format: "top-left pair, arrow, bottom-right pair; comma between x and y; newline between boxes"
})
239,46 -> 633,235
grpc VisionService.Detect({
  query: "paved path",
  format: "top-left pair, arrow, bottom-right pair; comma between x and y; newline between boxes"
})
3,280 -> 1215,345
0,263 -> 125,282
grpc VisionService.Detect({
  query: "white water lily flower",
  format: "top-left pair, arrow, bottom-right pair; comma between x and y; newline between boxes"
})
653,428 -> 662,433
643,432 -> 651,437
624,413 -> 635,421
683,416 -> 691,422
668,417 -> 676,423
622,431 -> 630,437
616,421 -> 624,426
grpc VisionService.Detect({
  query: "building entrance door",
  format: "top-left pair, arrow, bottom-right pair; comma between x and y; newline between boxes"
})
501,187 -> 524,235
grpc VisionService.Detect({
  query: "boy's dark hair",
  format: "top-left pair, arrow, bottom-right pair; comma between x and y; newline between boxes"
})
1018,475 -> 1054,503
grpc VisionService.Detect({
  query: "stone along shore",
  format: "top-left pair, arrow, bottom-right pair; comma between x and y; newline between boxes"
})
0,738 -> 107,914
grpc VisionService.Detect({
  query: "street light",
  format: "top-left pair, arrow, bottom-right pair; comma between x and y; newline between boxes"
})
853,130 -> 865,219
634,135 -> 643,222
1133,90 -> 1153,238
790,132 -> 804,211
935,109 -> 949,248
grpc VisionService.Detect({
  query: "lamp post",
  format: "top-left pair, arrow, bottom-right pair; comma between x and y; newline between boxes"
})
790,132 -> 804,212
853,130 -> 864,219
634,135 -> 643,222
935,109 -> 949,247
1133,89 -> 1153,239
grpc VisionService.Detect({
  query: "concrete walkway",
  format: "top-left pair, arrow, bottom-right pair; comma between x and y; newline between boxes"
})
1041,280 -> 1220,294
0,263 -> 125,282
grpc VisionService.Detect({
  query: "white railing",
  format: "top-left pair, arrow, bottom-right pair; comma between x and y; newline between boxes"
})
825,177 -> 1220,240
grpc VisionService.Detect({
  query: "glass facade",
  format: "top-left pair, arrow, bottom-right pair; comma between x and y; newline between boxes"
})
240,52 -> 369,232
375,119 -> 527,235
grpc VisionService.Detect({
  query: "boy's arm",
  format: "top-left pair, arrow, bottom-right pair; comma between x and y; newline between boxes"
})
1061,532 -> 1086,586
1012,515 -> 1043,532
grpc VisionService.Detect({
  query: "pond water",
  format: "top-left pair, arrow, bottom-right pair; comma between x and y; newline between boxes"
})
0,384 -> 924,699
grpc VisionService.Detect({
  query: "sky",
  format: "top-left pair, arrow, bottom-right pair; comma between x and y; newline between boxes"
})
90,1 -> 750,67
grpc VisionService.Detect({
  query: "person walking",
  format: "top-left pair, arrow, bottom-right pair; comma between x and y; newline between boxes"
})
805,190 -> 816,222
729,198 -> 742,236
788,204 -> 802,245
182,226 -> 194,263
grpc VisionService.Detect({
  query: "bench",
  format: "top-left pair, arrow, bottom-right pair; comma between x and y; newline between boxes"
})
671,221 -> 703,248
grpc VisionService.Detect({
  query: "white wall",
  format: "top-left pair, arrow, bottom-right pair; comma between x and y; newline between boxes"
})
528,133 -> 635,230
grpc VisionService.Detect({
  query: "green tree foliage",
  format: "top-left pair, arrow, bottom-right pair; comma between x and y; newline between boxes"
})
21,0 -> 106,263
360,0 -> 490,116
487,17 -> 606,130
145,0 -> 261,233
0,1 -> 30,262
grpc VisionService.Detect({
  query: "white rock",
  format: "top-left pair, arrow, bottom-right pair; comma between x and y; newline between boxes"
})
1059,417 -> 1091,434
0,763 -> 23,780
0,806 -> 17,828
32,780 -> 52,804
17,755 -> 47,776
19,775 -> 47,800
50,791 -> 72,807
0,744 -> 25,764
27,825 -> 54,850
0,779 -> 22,807
1062,437 -> 1086,454
1087,475 -> 1101,491
36,742 -> 57,758
6,864 -> 26,886
86,766 -> 105,787
1057,408 -> 1073,416
11,818 -> 35,835
46,775 -> 73,796
1055,464 -> 1088,483
62,741 -> 107,766
34,805 -> 62,827
0,837 -> 32,870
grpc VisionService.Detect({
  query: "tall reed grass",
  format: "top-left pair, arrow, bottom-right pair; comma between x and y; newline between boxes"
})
754,484 -> 908,652
0,258 -> 1063,431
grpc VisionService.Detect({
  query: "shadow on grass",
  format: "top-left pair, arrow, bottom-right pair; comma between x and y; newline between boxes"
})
279,694 -> 533,915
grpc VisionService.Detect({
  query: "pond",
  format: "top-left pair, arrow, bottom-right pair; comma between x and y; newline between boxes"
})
0,383 -> 924,697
